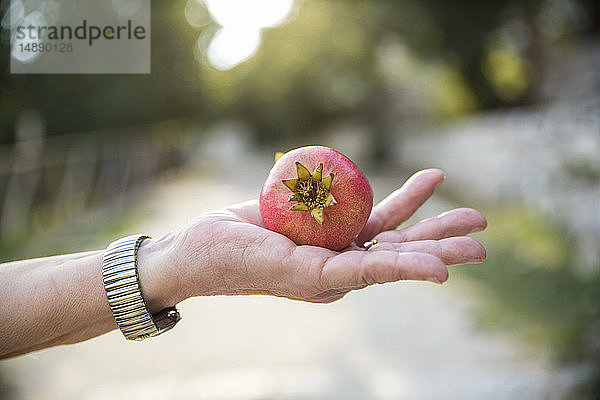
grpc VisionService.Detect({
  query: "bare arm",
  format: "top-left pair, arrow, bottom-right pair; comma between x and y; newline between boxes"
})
0,236 -> 179,358
0,169 -> 487,359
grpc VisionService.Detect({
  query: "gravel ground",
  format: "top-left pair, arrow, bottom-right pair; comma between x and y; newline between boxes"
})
2,165 -> 562,400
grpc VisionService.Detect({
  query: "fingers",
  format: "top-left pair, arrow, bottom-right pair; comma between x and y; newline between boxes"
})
368,237 -> 486,265
320,250 -> 449,290
374,208 -> 487,243
357,169 -> 445,244
226,200 -> 265,227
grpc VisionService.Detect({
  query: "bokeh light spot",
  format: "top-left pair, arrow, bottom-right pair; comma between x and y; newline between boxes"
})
206,28 -> 261,71
201,0 -> 294,70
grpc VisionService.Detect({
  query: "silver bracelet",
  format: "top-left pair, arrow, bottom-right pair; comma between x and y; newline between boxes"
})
102,234 -> 180,340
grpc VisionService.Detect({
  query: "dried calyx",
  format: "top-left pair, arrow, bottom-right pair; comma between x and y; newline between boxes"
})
282,162 -> 337,224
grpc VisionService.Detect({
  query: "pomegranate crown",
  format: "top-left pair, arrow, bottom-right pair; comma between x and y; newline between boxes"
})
282,161 -> 337,224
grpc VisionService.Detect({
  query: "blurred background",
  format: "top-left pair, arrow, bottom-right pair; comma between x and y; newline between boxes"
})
1,0 -> 599,399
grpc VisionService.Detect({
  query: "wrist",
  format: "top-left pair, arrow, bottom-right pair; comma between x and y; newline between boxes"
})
168,214 -> 226,298
136,232 -> 183,313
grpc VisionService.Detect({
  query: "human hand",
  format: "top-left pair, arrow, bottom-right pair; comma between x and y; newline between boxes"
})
0,169 -> 487,357
144,169 -> 487,307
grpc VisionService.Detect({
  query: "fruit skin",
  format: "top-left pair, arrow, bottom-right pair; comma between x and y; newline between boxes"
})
259,146 -> 373,251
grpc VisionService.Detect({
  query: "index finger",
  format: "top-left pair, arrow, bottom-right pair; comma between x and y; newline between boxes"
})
356,169 -> 445,244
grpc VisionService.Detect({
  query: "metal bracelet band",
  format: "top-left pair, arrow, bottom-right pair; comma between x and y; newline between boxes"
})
102,234 -> 180,341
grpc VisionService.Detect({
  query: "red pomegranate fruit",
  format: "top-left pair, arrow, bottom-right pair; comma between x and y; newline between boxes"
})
259,146 -> 373,251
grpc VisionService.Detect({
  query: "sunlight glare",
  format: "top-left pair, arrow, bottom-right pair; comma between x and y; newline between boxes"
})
207,28 -> 261,71
11,11 -> 44,64
204,0 -> 293,29
202,0 -> 294,70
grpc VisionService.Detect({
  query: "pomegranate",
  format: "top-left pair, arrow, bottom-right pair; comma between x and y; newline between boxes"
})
259,146 -> 373,250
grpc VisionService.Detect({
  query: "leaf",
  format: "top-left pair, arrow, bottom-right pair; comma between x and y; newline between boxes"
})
282,178 -> 298,191
311,208 -> 324,224
274,152 -> 285,162
291,203 -> 309,211
295,162 -> 311,180
324,193 -> 337,207
322,173 -> 334,190
312,163 -> 323,182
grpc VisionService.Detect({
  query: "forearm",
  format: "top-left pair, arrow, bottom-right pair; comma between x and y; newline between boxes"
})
0,233 -> 181,359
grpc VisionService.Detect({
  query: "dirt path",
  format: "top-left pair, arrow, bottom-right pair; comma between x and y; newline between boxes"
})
3,165 -> 559,400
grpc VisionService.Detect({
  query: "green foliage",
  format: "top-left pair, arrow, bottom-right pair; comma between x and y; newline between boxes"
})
2,0 -> 597,145
198,1 -> 386,142
0,1 -> 203,142
463,207 -> 600,363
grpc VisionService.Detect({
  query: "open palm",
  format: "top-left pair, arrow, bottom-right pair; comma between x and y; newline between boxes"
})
176,169 -> 487,303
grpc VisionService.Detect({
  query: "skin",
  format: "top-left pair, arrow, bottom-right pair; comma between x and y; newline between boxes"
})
0,169 -> 487,359
260,146 -> 373,250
